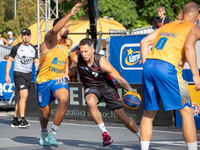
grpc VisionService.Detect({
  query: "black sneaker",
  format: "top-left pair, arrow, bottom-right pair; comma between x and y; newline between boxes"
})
19,118 -> 30,128
11,119 -> 19,128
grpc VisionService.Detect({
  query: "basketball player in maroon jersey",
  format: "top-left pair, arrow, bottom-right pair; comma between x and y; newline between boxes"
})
69,38 -> 140,147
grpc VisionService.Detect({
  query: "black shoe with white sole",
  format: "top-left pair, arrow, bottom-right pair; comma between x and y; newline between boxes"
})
19,118 -> 30,128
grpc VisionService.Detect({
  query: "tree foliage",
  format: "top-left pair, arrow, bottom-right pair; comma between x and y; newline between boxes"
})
98,0 -> 142,29
0,0 -> 37,38
98,0 -> 200,30
1,0 -> 200,39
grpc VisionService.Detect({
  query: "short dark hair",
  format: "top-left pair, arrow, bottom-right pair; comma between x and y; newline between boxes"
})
53,18 -> 62,27
79,38 -> 93,47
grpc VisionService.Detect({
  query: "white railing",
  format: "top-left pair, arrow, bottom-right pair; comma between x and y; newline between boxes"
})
0,45 -> 11,61
131,26 -> 154,35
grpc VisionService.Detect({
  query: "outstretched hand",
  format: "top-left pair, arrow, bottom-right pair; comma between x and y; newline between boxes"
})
70,2 -> 81,16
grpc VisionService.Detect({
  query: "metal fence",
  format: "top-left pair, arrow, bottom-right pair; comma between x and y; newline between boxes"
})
131,26 -> 154,35
0,45 -> 11,61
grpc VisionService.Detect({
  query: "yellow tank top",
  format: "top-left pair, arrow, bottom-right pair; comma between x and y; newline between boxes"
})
147,20 -> 195,69
36,39 -> 71,83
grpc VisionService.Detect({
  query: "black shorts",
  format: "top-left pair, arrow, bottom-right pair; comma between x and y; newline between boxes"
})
84,85 -> 123,110
13,71 -> 32,92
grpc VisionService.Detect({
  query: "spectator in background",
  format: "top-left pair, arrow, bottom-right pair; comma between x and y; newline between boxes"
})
7,31 -> 16,47
98,40 -> 107,57
0,32 -> 9,46
152,5 -> 170,30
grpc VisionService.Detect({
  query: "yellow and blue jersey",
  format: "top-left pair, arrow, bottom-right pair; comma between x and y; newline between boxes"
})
36,39 -> 71,84
148,20 -> 196,69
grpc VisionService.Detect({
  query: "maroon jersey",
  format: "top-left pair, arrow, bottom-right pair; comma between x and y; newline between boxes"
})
77,53 -> 115,89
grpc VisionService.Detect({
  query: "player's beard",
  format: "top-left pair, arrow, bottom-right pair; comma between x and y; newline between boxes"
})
23,38 -> 29,44
61,34 -> 68,39
61,32 -> 68,39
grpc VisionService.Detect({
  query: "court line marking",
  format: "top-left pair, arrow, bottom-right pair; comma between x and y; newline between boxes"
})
28,120 -> 200,136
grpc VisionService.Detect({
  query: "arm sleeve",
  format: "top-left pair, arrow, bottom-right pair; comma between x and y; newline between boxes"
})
9,43 -> 20,58
152,18 -> 157,29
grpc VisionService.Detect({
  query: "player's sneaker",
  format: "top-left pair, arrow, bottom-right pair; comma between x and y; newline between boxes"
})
39,130 -> 49,146
102,132 -> 113,147
11,119 -> 19,128
48,131 -> 58,147
19,118 -> 30,128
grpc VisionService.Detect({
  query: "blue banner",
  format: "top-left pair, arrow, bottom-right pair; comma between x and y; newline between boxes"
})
109,35 -> 200,84
109,35 -> 146,83
0,61 -> 15,100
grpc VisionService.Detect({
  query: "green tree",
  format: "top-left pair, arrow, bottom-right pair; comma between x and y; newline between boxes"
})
58,0 -> 86,20
0,0 -> 5,33
98,0 -> 144,30
0,0 -> 37,38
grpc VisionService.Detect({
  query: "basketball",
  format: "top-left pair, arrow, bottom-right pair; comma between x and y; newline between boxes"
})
122,91 -> 142,110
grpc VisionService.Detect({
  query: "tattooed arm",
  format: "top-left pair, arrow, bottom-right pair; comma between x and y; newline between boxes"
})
116,76 -> 133,91
100,56 -> 133,91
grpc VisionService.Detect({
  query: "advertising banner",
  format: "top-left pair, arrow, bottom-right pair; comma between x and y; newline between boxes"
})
26,83 -> 174,126
109,35 -> 200,84
176,85 -> 200,129
0,61 -> 15,100
109,35 -> 146,84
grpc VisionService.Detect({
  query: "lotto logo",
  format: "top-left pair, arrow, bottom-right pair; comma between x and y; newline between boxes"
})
120,44 -> 143,70
192,103 -> 200,118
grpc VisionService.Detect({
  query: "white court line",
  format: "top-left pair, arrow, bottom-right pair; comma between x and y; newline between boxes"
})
28,120 -> 200,136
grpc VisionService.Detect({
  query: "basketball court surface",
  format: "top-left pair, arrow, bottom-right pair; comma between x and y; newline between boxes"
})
0,109 -> 199,150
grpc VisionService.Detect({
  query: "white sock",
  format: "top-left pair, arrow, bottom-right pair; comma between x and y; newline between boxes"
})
135,130 -> 140,139
51,124 -> 59,132
141,141 -> 150,150
187,141 -> 197,150
97,122 -> 109,134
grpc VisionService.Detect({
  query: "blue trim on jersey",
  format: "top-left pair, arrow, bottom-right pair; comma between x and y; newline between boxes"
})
36,79 -> 68,107
142,59 -> 191,111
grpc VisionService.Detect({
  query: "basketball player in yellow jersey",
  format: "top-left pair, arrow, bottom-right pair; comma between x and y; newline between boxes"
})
36,3 -> 81,147
140,2 -> 200,150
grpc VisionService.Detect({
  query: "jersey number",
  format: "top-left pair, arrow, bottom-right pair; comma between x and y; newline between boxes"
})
155,37 -> 168,50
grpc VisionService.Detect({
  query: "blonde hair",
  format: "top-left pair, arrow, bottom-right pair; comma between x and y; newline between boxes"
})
156,5 -> 165,11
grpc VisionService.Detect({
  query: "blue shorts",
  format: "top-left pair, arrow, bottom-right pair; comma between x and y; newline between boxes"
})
36,79 -> 69,107
142,59 -> 191,111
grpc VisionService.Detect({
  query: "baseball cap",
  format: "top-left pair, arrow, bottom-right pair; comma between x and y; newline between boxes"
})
21,28 -> 31,35
7,31 -> 13,35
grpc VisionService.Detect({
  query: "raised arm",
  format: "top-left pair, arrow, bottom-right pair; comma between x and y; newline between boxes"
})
140,29 -> 159,64
184,26 -> 200,91
100,56 -> 133,91
44,3 -> 81,42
